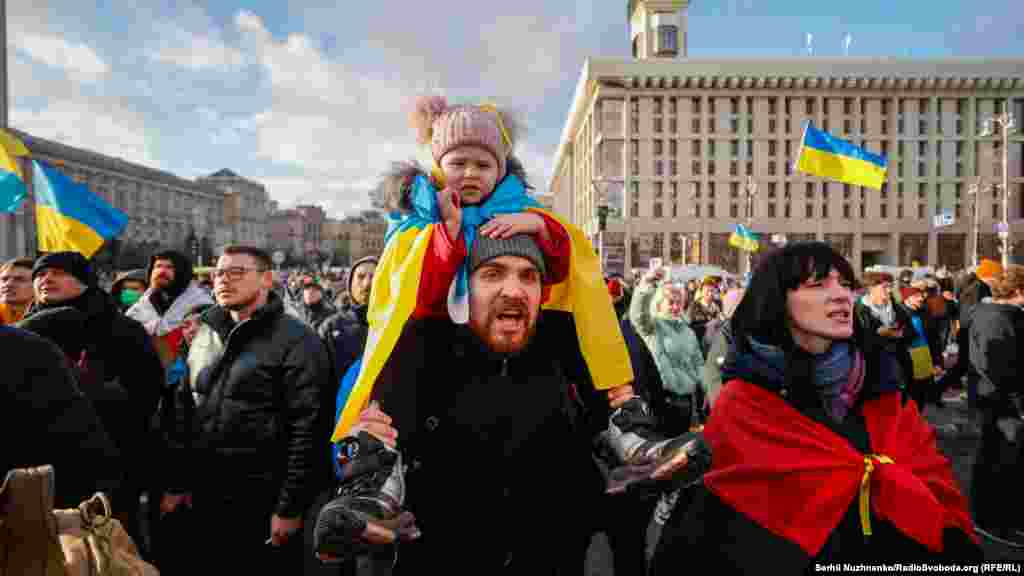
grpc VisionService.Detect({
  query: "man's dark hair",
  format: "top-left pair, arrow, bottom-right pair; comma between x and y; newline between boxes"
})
730,241 -> 856,351
861,271 -> 894,288
221,245 -> 272,270
0,258 -> 35,274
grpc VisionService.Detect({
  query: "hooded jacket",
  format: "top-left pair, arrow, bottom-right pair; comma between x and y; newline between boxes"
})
110,269 -> 147,311
629,282 -> 704,398
318,256 -> 379,383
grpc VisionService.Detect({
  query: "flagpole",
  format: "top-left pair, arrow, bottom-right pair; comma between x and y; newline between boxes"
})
0,0 -> 7,130
744,176 -> 757,275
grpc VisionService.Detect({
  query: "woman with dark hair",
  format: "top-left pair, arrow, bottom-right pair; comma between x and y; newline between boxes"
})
650,242 -> 980,573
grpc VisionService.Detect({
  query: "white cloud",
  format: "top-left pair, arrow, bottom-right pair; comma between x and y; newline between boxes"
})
150,26 -> 245,70
13,99 -> 156,168
14,33 -> 109,83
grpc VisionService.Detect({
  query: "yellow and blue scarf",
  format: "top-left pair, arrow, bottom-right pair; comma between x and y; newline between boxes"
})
331,173 -> 633,441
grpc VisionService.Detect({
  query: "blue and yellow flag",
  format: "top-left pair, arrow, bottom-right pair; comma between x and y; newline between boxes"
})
0,129 -> 30,213
33,160 -> 128,257
796,121 -> 887,190
729,224 -> 760,253
331,174 -> 633,441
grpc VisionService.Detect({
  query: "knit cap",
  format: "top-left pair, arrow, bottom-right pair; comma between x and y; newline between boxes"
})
32,252 -> 96,288
470,234 -> 546,281
411,96 -> 514,185
977,258 -> 1003,281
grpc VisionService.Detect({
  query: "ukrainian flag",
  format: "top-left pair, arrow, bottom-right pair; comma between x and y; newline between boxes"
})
729,224 -> 761,253
330,173 -> 633,441
33,160 -> 128,257
796,121 -> 887,190
0,129 -> 30,213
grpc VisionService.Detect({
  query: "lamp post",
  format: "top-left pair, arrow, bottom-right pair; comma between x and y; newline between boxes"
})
743,176 -> 758,275
979,110 -> 1017,268
191,206 -> 205,266
591,178 -> 624,273
967,178 -> 985,268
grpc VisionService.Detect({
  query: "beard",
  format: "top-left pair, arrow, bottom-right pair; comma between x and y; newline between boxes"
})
470,299 -> 538,354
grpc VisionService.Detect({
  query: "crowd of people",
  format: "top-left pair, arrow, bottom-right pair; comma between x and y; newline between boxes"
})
3,93 -> 1020,576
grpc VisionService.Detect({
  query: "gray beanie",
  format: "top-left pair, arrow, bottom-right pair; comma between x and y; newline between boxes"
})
470,234 -> 547,280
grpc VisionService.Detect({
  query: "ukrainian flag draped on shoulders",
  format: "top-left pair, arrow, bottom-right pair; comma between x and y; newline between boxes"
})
331,172 -> 633,441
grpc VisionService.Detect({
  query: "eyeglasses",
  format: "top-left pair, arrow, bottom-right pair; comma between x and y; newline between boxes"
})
211,267 -> 266,281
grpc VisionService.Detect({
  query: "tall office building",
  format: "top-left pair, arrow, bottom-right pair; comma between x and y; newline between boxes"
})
549,0 -> 1024,274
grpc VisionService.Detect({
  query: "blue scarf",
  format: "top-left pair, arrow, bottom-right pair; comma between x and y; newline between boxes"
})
733,338 -> 864,421
385,173 -> 541,324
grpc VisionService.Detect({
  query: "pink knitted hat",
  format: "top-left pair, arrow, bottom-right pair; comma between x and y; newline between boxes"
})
410,96 -> 514,183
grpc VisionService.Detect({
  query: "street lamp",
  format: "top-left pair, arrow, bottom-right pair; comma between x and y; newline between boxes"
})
743,176 -> 758,274
590,178 -> 624,272
979,110 -> 1017,268
967,178 -> 986,268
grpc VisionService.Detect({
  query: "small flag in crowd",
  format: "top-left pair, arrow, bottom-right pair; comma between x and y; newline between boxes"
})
729,224 -> 761,253
796,121 -> 887,190
33,160 -> 128,257
0,129 -> 30,213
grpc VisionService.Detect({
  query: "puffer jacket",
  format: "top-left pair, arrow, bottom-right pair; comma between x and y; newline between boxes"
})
629,282 -> 704,398
176,291 -> 332,517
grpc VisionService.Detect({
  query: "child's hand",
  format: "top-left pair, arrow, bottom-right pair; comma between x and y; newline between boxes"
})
480,212 -> 548,241
437,187 -> 462,239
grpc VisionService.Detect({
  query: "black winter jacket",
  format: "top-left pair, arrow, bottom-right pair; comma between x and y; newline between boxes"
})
178,291 -> 333,517
368,313 -> 604,574
24,288 -> 164,469
0,326 -> 122,508
318,304 -> 368,384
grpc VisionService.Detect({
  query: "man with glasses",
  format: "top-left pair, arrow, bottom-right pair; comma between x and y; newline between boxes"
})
0,258 -> 35,324
159,245 -> 332,573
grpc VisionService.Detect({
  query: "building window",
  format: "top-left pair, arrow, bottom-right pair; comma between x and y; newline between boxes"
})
730,118 -> 739,133
747,140 -> 754,157
768,182 -> 777,198
692,140 -> 701,155
880,183 -> 888,198
654,140 -> 663,155
881,204 -> 888,219
823,118 -> 830,132
768,203 -> 776,217
822,203 -> 829,219
708,118 -> 716,133
860,204 -> 866,219
918,183 -> 927,198
955,204 -> 961,219
708,204 -> 715,218
918,204 -> 925,219
993,203 -> 999,219
768,141 -> 777,156
843,184 -> 851,200
769,118 -> 776,133
692,97 -> 701,114
669,140 -> 677,156
691,160 -> 701,175
694,203 -> 701,217
768,161 -> 776,176
669,97 -> 677,116
746,162 -> 753,176
654,160 -> 663,175
708,161 -> 716,176
692,118 -> 701,133
806,183 -> 814,199
806,204 -> 814,218
785,203 -> 791,218
730,204 -> 739,218
708,140 -> 716,156
708,182 -> 716,198
671,160 -> 678,175
632,160 -> 640,176
881,118 -> 888,134
654,203 -> 663,218
843,204 -> 851,219
669,118 -> 677,133
692,181 -> 702,198
730,182 -> 739,198
730,161 -> 738,176
730,140 -> 740,157
630,182 -> 639,217
730,98 -> 739,115
654,118 -> 663,133
806,98 -> 815,115
898,204 -> 904,219
844,119 -> 851,134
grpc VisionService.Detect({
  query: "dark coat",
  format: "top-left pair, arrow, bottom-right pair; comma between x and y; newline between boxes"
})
0,326 -> 122,508
367,313 -> 604,573
650,335 -> 981,573
23,288 -> 164,470
178,291 -> 332,517
318,304 -> 368,384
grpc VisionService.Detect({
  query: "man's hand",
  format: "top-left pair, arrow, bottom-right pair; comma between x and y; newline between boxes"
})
479,213 -> 547,241
159,493 -> 192,517
352,401 -> 398,448
437,187 -> 462,240
607,384 -> 636,409
270,514 -> 303,546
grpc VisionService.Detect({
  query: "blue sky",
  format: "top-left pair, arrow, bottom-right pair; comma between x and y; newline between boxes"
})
9,0 -> 1023,218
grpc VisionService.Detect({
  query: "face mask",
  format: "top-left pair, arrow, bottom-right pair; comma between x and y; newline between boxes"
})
120,289 -> 142,306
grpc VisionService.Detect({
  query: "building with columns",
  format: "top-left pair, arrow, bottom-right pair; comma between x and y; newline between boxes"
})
0,129 -> 224,267
549,0 -> 1024,275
